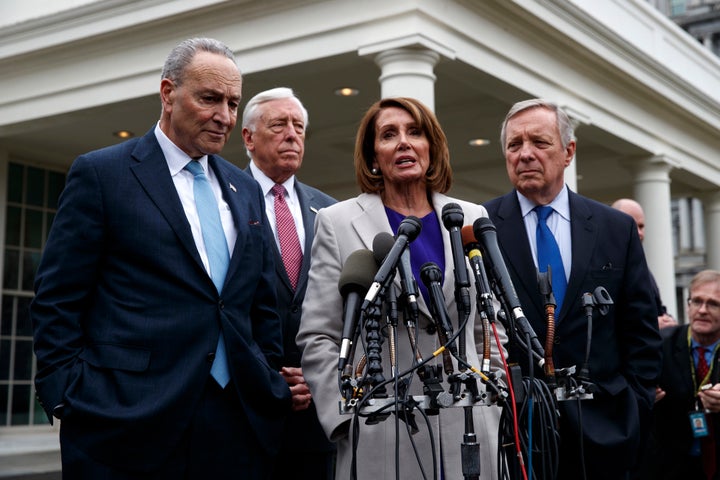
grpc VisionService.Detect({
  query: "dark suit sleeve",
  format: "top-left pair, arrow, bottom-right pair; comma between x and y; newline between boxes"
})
31,154 -> 104,419
616,224 -> 663,407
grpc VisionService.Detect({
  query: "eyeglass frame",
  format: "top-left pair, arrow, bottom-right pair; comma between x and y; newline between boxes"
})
687,297 -> 720,313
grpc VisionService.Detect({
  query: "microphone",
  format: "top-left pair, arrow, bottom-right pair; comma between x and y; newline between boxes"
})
420,262 -> 457,355
441,203 -> 471,289
461,224 -> 483,277
372,232 -> 395,267
362,216 -> 422,311
338,249 -> 378,371
473,217 -> 545,364
375,232 -> 420,321
461,225 -> 496,322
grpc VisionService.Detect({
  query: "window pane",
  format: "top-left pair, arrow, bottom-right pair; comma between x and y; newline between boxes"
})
0,384 -> 7,426
0,339 -> 10,381
47,171 -> 65,209
22,251 -> 41,291
11,384 -> 30,425
3,249 -> 19,290
5,206 -> 21,247
24,209 -> 43,249
15,297 -> 31,337
14,340 -> 32,380
25,167 -> 44,207
7,163 -> 23,204
1,296 -> 12,336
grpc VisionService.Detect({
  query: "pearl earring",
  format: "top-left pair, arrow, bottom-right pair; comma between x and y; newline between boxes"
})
372,168 -> 379,175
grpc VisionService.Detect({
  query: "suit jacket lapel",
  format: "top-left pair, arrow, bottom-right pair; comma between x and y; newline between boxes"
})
351,194 -> 392,252
208,155 -> 248,289
294,182 -> 319,295
493,192 -> 543,318
129,131 -> 202,271
563,191 -> 597,320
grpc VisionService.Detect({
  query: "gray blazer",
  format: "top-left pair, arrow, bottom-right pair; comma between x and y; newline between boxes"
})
297,192 -> 505,480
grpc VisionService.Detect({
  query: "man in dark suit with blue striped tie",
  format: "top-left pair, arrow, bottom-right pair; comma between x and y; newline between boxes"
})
31,38 -> 291,479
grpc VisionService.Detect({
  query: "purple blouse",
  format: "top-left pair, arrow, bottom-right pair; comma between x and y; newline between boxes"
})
385,207 -> 445,306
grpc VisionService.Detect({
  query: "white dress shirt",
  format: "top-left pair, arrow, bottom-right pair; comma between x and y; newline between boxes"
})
249,160 -> 306,254
516,185 -> 572,282
155,123 -> 238,274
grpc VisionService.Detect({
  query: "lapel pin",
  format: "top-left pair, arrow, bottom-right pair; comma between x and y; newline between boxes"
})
310,206 -> 319,214
229,183 -> 237,192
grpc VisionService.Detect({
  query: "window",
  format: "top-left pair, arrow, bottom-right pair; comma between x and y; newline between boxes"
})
1,162 -> 65,426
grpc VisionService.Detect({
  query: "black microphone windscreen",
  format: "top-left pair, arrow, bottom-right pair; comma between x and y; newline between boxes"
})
339,249 -> 378,296
420,262 -> 443,285
397,216 -> 422,241
372,232 -> 396,265
441,203 -> 464,230
473,216 -> 495,237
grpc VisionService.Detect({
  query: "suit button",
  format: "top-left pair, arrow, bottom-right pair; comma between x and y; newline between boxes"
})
291,306 -> 300,313
218,299 -> 224,309
207,352 -> 215,363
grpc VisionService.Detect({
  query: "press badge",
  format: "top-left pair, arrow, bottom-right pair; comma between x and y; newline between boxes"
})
690,410 -> 709,438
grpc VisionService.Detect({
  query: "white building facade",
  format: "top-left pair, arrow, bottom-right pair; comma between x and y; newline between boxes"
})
0,0 -> 719,475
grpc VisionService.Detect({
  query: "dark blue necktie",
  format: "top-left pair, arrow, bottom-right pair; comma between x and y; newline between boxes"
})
185,160 -> 230,388
535,206 -> 567,311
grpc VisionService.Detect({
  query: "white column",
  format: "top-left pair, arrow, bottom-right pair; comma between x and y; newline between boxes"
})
562,107 -> 590,193
678,198 -> 692,252
564,116 -> 584,193
703,191 -> 720,270
633,156 -> 676,318
374,48 -> 440,111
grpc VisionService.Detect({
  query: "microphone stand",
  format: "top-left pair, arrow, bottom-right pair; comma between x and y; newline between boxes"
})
450,283 -> 481,480
538,270 -> 557,389
364,301 -> 387,399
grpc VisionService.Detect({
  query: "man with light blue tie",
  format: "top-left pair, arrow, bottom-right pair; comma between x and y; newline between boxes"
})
31,37 -> 291,479
483,99 -> 661,480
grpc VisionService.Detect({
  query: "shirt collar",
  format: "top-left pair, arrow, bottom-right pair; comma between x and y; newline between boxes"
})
516,184 -> 570,221
691,338 -> 720,352
154,123 -> 208,175
249,160 -> 297,201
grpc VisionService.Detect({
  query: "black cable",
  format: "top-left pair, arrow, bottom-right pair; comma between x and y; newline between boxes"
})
497,371 -> 560,480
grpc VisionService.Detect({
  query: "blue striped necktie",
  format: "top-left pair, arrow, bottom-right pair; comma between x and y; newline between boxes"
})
185,160 -> 230,388
535,205 -> 567,311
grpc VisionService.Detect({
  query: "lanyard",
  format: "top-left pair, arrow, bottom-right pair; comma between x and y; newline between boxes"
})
688,329 -> 720,394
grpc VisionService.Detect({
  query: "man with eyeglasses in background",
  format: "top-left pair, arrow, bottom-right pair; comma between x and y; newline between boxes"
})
641,270 -> 720,480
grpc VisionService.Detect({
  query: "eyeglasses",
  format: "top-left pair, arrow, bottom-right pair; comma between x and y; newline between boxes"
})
688,297 -> 720,314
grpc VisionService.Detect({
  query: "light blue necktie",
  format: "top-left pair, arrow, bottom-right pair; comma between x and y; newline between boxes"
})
185,160 -> 230,388
535,206 -> 567,312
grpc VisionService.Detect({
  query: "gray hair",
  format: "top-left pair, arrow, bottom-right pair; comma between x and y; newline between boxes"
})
690,270 -> 720,293
500,99 -> 575,150
242,87 -> 309,131
161,37 -> 237,85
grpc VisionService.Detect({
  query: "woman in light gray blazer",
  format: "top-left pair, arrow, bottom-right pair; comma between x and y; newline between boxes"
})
297,97 -> 506,480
